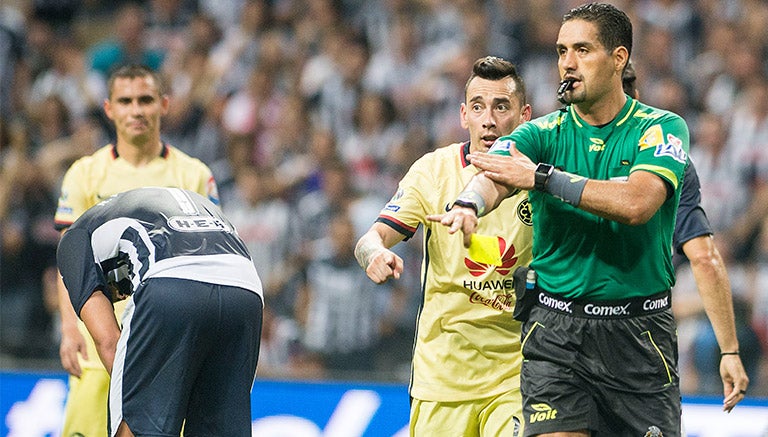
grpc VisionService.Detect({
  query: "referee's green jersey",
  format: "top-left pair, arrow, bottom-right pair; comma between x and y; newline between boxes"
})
489,97 -> 689,300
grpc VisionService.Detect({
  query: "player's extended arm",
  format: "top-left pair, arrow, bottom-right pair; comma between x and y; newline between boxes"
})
79,290 -> 121,375
425,170 -> 512,248
355,222 -> 406,283
57,268 -> 87,377
682,235 -> 749,412
469,143 -> 667,225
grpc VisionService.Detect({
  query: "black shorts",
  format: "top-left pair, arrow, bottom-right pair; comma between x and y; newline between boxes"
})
110,277 -> 263,436
520,290 -> 681,437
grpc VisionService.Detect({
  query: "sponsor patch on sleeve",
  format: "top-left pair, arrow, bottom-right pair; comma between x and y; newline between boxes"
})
489,139 -> 513,153
638,125 -> 664,151
653,133 -> 688,164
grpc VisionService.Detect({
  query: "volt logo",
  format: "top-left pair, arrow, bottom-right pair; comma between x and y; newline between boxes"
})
529,403 -> 558,423
588,138 -> 605,152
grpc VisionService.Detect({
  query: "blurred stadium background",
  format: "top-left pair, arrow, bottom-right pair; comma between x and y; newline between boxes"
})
1,0 -> 767,435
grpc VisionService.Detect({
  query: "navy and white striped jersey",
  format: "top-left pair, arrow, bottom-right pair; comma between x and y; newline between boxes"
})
57,187 -> 263,316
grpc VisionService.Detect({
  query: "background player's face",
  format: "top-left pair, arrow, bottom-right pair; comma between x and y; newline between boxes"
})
460,77 -> 529,153
556,19 -> 622,105
104,76 -> 169,146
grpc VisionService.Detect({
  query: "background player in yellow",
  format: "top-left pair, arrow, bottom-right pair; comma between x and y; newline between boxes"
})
354,56 -> 532,437
54,65 -> 218,437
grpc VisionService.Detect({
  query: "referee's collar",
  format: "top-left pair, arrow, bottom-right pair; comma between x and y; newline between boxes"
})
111,142 -> 169,159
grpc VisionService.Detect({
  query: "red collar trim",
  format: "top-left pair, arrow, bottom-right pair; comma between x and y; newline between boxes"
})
460,142 -> 471,167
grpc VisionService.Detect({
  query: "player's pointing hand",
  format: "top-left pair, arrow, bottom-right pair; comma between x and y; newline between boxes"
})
427,206 -> 478,248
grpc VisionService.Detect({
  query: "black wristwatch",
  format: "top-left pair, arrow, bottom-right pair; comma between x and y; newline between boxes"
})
534,163 -> 554,191
451,199 -> 478,214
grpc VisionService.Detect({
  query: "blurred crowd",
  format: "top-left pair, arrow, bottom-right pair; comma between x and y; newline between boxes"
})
1,0 -> 767,395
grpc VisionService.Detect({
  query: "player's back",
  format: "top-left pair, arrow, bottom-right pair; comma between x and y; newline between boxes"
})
72,187 -> 248,261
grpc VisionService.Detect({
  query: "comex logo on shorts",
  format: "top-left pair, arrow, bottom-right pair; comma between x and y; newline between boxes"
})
538,293 -> 573,313
529,403 -> 558,423
584,302 -> 631,317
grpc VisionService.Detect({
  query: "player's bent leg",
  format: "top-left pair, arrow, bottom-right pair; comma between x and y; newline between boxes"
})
185,286 -> 263,436
61,368 -> 111,437
117,279 -> 195,435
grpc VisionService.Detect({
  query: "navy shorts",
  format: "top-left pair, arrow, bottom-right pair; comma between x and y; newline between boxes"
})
110,277 -> 263,436
520,290 -> 681,437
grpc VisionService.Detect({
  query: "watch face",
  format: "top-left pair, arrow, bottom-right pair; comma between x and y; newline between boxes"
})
534,164 -> 553,191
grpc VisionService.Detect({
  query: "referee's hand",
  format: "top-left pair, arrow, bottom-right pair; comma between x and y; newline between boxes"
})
427,206 -> 478,248
721,354 -> 749,412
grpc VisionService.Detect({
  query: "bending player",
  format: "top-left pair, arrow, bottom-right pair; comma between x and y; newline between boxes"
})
57,187 -> 263,436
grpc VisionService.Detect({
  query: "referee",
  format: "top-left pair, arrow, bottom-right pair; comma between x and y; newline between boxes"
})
429,3 -> 747,435
57,187 -> 263,437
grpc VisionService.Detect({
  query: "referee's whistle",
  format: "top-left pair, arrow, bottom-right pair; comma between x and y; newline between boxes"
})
557,79 -> 575,104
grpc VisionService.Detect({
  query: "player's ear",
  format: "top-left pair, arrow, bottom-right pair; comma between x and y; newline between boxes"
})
520,104 -> 532,123
613,46 -> 629,75
160,94 -> 170,115
103,98 -> 114,120
460,102 -> 469,129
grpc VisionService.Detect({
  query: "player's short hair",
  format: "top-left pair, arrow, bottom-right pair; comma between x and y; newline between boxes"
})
107,64 -> 166,98
465,56 -> 527,106
563,2 -> 633,61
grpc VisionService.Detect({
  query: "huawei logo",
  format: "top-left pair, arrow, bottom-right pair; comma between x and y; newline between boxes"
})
464,237 -> 518,276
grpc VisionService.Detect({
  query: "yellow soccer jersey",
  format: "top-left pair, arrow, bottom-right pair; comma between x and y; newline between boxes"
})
54,143 -> 218,369
377,142 -> 533,402
55,143 -> 218,230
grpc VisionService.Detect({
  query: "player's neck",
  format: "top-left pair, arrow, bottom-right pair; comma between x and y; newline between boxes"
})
573,90 -> 627,127
115,139 -> 163,166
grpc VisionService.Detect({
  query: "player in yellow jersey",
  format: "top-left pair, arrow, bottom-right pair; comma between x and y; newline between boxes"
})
54,65 -> 218,437
354,56 -> 532,437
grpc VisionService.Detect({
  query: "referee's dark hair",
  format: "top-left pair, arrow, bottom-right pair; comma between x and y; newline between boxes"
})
563,2 -> 633,62
465,56 -> 527,106
622,60 -> 638,98
107,64 -> 166,98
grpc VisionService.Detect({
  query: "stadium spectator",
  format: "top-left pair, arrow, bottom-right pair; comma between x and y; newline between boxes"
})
298,210 -> 398,379
207,0 -> 270,94
339,91 -> 406,195
53,64 -> 218,437
717,77 -> 768,261
27,37 -> 106,126
355,55 -> 532,436
223,165 -> 300,317
295,158 -> 383,254
57,186 -> 263,437
0,120 -> 59,360
88,3 -> 165,77
0,6 -> 26,121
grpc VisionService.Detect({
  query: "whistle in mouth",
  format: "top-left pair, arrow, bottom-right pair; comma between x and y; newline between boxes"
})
557,79 -> 575,103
